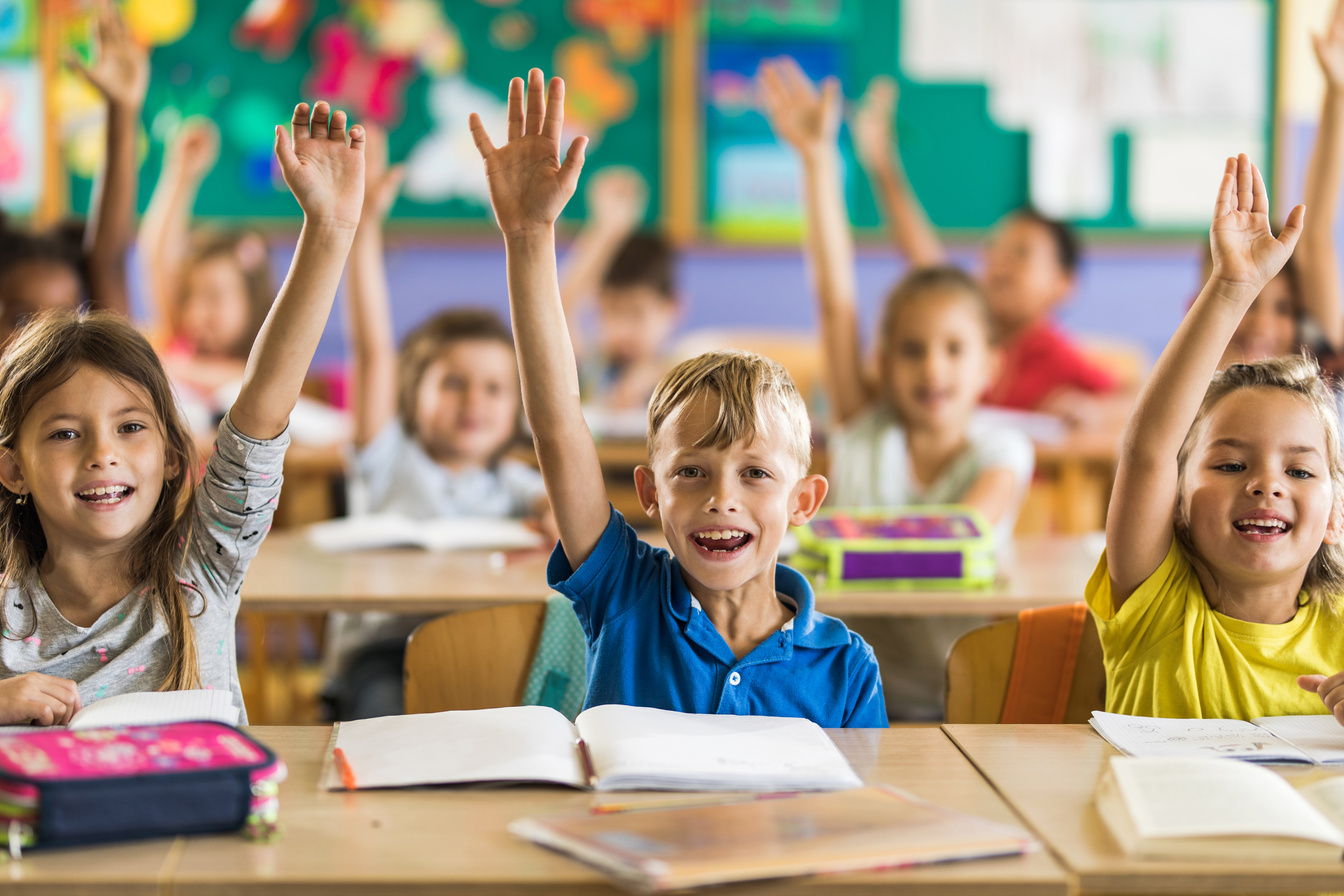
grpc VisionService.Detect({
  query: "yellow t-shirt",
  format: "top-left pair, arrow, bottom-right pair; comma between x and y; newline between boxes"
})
1085,538 -> 1343,720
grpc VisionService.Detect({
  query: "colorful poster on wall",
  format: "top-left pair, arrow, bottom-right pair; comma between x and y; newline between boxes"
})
0,61 -> 39,213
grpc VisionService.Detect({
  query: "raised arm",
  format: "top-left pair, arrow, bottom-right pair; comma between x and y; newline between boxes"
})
472,70 -> 608,568
71,0 -> 148,317
850,76 -> 945,268
1296,0 -> 1344,352
557,166 -> 647,348
229,102 -> 363,441
1106,156 -> 1304,604
344,124 -> 404,449
138,119 -> 219,336
757,57 -> 873,425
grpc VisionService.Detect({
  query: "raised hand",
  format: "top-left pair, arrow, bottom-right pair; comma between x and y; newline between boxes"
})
360,123 -> 406,222
1316,0 -> 1344,89
274,101 -> 365,231
69,0 -> 148,109
1209,154 -> 1305,292
165,118 -> 221,184
586,166 -> 647,234
851,76 -> 897,168
471,68 -> 587,237
756,56 -> 841,161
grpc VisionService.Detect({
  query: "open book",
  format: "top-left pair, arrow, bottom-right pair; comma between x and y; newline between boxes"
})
307,514 -> 543,553
323,704 -> 863,792
1096,756 -> 1344,862
512,785 -> 1038,893
0,690 -> 238,732
1090,711 -> 1344,764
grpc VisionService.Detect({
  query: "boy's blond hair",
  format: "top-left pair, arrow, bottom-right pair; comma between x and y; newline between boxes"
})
1175,354 -> 1344,612
647,350 -> 812,475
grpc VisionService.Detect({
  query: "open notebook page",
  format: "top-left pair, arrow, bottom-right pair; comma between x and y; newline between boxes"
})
1252,715 -> 1344,765
67,689 -> 239,729
576,705 -> 863,792
308,514 -> 541,553
1089,711 -> 1312,762
328,705 -> 586,790
1108,757 -> 1344,844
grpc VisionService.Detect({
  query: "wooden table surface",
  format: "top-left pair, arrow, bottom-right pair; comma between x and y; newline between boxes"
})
241,529 -> 1103,616
4,726 -> 1068,895
944,724 -> 1344,894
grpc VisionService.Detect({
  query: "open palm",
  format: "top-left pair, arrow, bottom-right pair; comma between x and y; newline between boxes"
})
1316,0 -> 1344,88
274,101 -> 365,230
472,69 -> 587,236
72,0 -> 148,108
1209,154 -> 1304,289
757,57 -> 840,158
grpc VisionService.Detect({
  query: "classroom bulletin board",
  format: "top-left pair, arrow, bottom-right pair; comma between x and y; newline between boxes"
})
18,0 -> 1278,238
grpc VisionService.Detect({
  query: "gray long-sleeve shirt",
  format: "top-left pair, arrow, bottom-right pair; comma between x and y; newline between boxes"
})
0,414 -> 288,724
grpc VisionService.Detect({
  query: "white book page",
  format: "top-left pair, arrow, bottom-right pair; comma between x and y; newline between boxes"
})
307,515 -> 422,552
330,705 -> 585,790
68,689 -> 239,729
1301,776 -> 1344,832
1251,715 -> 1344,765
417,517 -> 542,552
576,705 -> 863,792
1090,711 -> 1311,762
1110,757 -> 1344,846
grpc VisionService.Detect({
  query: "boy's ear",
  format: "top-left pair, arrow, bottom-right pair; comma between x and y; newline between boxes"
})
789,473 -> 828,526
633,464 -> 661,521
0,447 -> 25,499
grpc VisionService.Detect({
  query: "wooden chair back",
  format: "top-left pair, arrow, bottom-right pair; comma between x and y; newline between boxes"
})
403,602 -> 548,714
945,609 -> 1106,724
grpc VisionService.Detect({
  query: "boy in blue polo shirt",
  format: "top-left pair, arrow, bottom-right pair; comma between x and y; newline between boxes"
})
471,69 -> 885,728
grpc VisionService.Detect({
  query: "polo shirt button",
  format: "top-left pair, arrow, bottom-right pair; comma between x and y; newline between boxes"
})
728,671 -> 741,686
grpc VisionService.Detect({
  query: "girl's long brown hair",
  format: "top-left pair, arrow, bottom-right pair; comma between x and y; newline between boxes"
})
0,311 -> 202,689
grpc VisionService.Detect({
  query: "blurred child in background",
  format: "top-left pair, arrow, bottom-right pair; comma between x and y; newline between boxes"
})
322,125 -> 554,720
850,76 -> 1120,427
138,119 -> 276,434
0,0 -> 143,340
758,57 -> 1033,720
559,167 -> 680,412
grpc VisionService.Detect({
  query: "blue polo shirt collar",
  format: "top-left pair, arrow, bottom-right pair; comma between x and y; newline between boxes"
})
664,559 -> 850,651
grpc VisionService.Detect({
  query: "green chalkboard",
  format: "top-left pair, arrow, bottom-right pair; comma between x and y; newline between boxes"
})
67,0 -> 662,226
703,0 -> 1276,237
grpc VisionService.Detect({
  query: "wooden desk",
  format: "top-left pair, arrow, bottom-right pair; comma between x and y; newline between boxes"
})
242,530 -> 1102,617
155,726 -> 1065,895
945,724 -> 1344,894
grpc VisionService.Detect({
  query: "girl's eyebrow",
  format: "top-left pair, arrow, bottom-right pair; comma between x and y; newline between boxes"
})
1208,436 -> 1321,456
37,406 -> 153,427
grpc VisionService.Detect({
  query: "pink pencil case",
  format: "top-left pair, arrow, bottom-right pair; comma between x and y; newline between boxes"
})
0,721 -> 284,856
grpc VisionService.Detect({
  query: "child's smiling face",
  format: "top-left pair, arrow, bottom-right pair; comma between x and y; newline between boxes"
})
882,289 -> 994,432
414,339 -> 521,468
1180,387 -> 1342,592
0,364 -> 179,555
636,392 -> 826,600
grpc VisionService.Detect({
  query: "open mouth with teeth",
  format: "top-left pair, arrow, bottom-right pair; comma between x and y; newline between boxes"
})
76,485 -> 132,505
690,529 -> 753,553
1233,517 -> 1291,536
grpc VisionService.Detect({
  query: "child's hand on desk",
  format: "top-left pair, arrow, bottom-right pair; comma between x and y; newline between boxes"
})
69,0 -> 148,110
472,69 -> 588,237
0,673 -> 82,726
274,101 -> 366,233
851,76 -> 897,170
1209,154 -> 1304,295
1299,672 -> 1344,725
756,56 -> 841,162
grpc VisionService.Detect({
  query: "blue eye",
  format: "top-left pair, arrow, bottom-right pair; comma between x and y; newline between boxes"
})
1288,468 -> 1314,480
1215,462 -> 1245,473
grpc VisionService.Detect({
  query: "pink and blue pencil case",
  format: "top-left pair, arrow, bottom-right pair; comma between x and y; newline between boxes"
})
0,721 -> 283,855
792,506 -> 996,589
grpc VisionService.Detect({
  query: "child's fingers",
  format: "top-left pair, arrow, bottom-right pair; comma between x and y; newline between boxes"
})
820,75 -> 841,114
1300,673 -> 1329,693
328,108 -> 348,143
291,102 -> 312,140
1249,161 -> 1269,216
506,77 -> 524,142
469,112 -> 497,158
542,76 -> 566,142
780,56 -> 815,100
1235,152 -> 1253,212
1276,203 -> 1307,254
348,123 -> 365,151
309,101 -> 331,139
1212,158 -> 1235,220
524,68 -> 546,137
559,135 -> 588,189
274,123 -> 298,170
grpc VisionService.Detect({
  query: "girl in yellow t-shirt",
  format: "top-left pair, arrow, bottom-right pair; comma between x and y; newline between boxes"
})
1088,153 -> 1344,723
